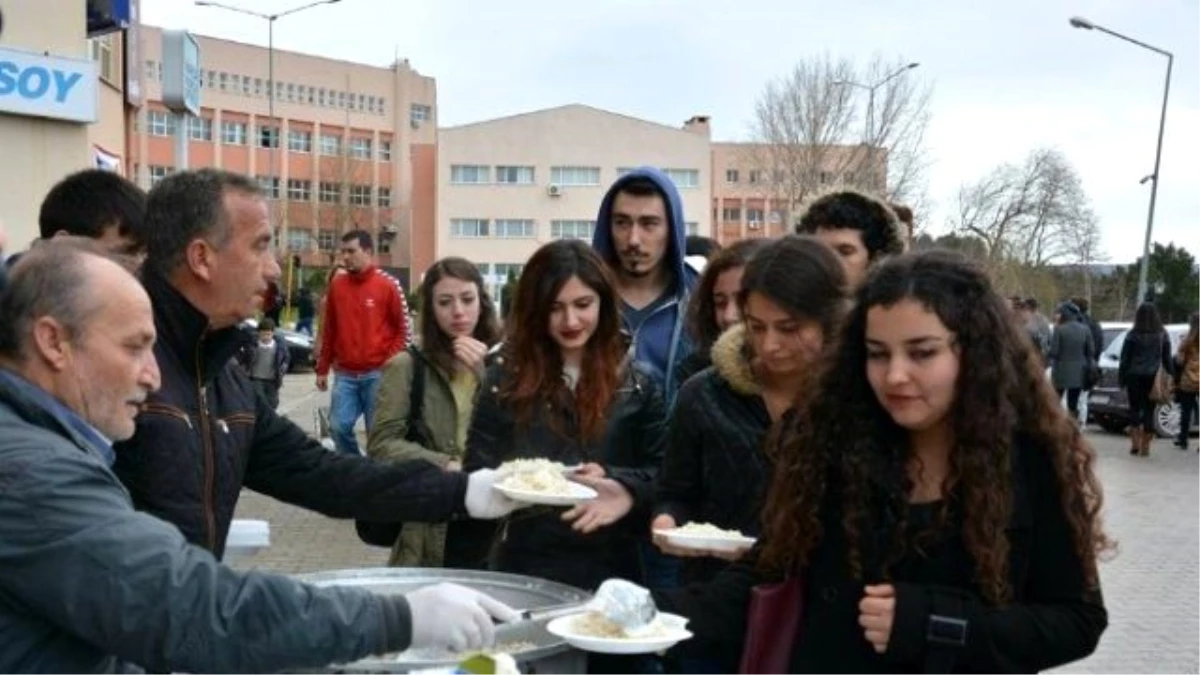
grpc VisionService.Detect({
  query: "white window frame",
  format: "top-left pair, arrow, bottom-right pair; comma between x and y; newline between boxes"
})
663,168 -> 700,189
288,129 -> 313,153
450,165 -> 490,184
148,110 -> 172,137
222,121 -> 248,145
257,176 -> 280,199
349,185 -> 372,206
287,179 -> 311,201
550,166 -> 601,186
495,166 -> 535,185
378,187 -> 392,208
319,134 -> 341,156
379,140 -> 392,162
318,182 -> 341,204
348,137 -> 372,160
494,219 -> 536,238
188,116 -> 213,142
450,218 -> 490,238
550,220 -> 595,240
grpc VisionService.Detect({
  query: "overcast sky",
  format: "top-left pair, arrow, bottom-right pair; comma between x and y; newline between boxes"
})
143,0 -> 1199,265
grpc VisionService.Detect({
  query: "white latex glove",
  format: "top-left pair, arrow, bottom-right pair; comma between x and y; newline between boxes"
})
464,468 -> 523,519
405,583 -> 520,653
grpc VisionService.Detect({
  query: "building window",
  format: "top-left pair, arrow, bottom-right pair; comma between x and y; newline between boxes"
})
748,170 -> 763,184
254,78 -> 264,96
288,130 -> 312,153
494,219 -> 536,238
286,229 -> 310,252
550,166 -> 600,186
218,72 -> 229,91
746,208 -> 765,223
89,35 -> 117,84
348,137 -> 372,159
410,103 -> 432,123
319,134 -> 341,156
349,185 -> 372,206
773,170 -> 786,183
257,176 -> 280,199
550,220 -> 595,240
770,209 -> 788,224
306,86 -> 316,105
685,221 -> 699,236
317,229 -> 336,251
206,70 -> 217,89
337,91 -> 346,108
819,171 -> 833,184
188,116 -> 213,141
287,179 -> 311,201
725,169 -> 739,183
285,83 -> 296,103
494,263 -> 524,279
241,75 -> 252,95
495,166 -> 535,185
450,165 -> 490,184
663,168 -> 699,188
222,121 -> 248,145
450,218 -> 489,238
842,172 -> 857,183
258,125 -> 280,148
378,187 -> 392,208
149,165 -> 173,187
379,140 -> 392,162
148,110 -> 173,137
317,88 -> 327,107
318,182 -> 341,204
722,207 -> 741,222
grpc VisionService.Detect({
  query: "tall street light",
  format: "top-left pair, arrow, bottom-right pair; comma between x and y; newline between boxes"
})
1070,15 -> 1173,305
195,0 -> 342,256
834,62 -> 919,191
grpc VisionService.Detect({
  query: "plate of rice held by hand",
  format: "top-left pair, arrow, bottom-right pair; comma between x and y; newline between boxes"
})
653,521 -> 757,553
546,611 -> 693,655
493,458 -> 598,506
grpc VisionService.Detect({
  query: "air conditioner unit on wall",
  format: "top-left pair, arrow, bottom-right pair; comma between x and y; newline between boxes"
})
547,184 -> 562,197
748,221 -> 762,230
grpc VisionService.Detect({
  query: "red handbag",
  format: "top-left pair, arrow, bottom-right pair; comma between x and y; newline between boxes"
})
738,574 -> 805,674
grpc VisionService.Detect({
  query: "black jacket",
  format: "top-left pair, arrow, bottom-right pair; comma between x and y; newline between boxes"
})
457,355 -> 667,591
1082,314 -> 1104,363
656,324 -> 773,583
1119,329 -> 1173,385
113,271 -> 468,558
659,436 -> 1107,673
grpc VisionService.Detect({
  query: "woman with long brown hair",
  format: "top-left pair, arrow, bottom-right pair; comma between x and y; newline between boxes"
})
656,249 -> 1109,673
368,257 -> 501,568
458,239 -> 666,592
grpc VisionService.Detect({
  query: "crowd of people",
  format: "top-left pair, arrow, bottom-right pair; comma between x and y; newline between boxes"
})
1,162 -> 1192,673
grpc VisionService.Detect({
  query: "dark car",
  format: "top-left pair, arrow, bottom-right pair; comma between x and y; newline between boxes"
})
239,318 -> 315,372
1088,324 -> 1189,438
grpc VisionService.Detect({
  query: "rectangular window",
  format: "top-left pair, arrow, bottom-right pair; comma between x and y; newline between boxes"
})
819,171 -> 833,184
550,220 -> 595,240
206,69 -> 216,89
256,176 -> 280,199
148,110 -> 172,137
770,209 -> 787,224
258,125 -> 280,148
286,83 -> 296,103
287,179 -> 311,201
377,187 -> 392,208
722,207 -> 741,222
725,169 -> 739,183
748,170 -> 763,184
495,166 -> 535,185
319,134 -> 341,156
494,219 -> 536,238
222,121 -> 247,145
663,168 -> 699,188
410,103 -> 432,123
306,86 -> 316,105
550,166 -> 600,186
318,181 -> 341,204
379,140 -> 392,162
348,137 -> 372,159
218,72 -> 229,92
349,185 -> 372,206
253,78 -> 263,97
288,130 -> 312,153
286,229 -> 310,252
318,88 -> 327,107
450,218 -> 489,238
685,221 -> 699,236
149,165 -> 173,187
746,208 -> 765,223
494,263 -> 524,278
88,35 -> 116,83
188,116 -> 213,141
317,229 -> 336,251
241,75 -> 252,95
450,165 -> 490,184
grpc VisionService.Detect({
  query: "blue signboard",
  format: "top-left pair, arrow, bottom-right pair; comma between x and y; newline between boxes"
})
0,45 -> 98,123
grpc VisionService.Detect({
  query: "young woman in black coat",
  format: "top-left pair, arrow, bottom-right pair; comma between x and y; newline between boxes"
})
659,249 -> 1110,673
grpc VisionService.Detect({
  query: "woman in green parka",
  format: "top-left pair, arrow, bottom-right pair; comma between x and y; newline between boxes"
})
368,257 -> 501,567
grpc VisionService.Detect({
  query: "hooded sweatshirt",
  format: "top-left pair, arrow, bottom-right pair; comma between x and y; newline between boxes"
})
592,167 -> 699,408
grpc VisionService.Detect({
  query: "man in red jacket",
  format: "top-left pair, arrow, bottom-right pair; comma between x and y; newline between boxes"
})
316,230 -> 412,455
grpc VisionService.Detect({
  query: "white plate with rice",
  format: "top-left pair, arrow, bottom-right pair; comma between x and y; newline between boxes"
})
546,612 -> 692,655
654,523 -> 756,553
494,459 -> 598,506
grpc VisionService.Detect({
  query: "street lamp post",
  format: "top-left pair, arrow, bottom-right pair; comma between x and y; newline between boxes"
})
1070,16 -> 1173,305
834,62 -> 919,190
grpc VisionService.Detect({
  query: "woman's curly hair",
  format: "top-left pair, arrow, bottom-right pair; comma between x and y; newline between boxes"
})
759,249 -> 1112,604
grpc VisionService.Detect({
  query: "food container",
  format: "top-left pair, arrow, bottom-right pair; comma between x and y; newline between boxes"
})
289,568 -> 590,674
224,519 -> 270,563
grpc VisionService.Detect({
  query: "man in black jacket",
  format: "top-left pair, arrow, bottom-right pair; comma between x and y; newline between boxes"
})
113,169 -> 518,558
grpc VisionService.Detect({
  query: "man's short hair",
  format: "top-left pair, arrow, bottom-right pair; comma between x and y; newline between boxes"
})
39,169 -> 147,247
616,176 -> 662,199
258,317 -> 276,332
0,237 -> 132,361
1025,296 -> 1040,311
1071,296 -> 1091,313
685,235 -> 721,259
144,169 -> 262,278
342,229 -> 373,251
796,189 -> 905,261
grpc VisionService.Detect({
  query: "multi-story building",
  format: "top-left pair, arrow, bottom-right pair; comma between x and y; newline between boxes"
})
133,25 -> 438,286
437,104 -> 712,303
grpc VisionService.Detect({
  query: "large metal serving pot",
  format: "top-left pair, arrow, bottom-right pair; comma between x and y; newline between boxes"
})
290,568 -> 590,674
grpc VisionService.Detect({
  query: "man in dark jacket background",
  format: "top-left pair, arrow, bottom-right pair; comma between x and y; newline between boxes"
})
0,239 -> 517,673
112,168 -> 518,559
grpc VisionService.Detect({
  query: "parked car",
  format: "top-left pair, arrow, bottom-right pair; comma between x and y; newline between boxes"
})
1099,321 -> 1132,352
1089,323 -> 1189,438
239,318 -> 315,372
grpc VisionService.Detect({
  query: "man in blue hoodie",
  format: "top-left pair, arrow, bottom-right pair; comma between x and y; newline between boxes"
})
593,167 -> 699,409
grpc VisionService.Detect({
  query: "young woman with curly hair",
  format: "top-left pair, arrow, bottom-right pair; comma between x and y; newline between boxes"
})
657,249 -> 1110,673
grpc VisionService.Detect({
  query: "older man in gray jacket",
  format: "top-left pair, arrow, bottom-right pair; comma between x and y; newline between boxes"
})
0,239 -> 517,673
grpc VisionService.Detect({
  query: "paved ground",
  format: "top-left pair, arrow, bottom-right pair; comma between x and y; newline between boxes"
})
229,373 -> 1200,673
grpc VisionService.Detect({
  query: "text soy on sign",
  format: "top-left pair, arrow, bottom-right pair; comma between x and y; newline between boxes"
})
0,45 -> 98,124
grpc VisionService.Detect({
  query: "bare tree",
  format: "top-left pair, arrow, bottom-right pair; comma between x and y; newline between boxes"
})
746,53 -> 933,218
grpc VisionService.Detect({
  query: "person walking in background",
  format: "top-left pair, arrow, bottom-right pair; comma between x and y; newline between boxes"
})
238,317 -> 289,411
1072,297 -> 1106,425
1119,302 -> 1174,457
1174,312 -> 1199,450
295,286 -> 316,336
1049,301 -> 1094,422
316,230 -> 413,456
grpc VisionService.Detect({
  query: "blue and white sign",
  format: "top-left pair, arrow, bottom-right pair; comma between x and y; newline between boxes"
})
162,30 -> 201,116
0,46 -> 98,124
